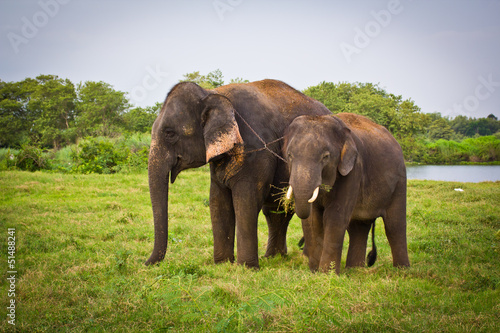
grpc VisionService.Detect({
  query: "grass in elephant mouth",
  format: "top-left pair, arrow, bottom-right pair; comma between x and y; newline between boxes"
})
273,185 -> 295,215
273,184 -> 332,215
1,169 -> 499,332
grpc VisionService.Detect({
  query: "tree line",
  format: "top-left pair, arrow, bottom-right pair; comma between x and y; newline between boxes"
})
1,71 -> 499,172
303,81 -> 499,163
0,74 -> 159,149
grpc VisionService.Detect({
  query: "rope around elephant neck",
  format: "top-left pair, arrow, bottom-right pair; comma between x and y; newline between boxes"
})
232,109 -> 287,163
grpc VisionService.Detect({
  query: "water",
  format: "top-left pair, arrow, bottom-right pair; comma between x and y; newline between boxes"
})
406,165 -> 500,183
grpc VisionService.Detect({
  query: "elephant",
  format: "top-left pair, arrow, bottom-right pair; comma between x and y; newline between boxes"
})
283,113 -> 410,273
146,79 -> 330,268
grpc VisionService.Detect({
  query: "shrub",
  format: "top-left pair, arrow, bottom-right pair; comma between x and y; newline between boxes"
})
15,144 -> 50,171
0,148 -> 17,171
71,137 -> 130,174
125,146 -> 149,170
421,135 -> 500,164
398,136 -> 428,163
462,136 -> 499,162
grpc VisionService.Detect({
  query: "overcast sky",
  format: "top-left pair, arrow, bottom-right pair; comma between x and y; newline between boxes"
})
1,0 -> 499,118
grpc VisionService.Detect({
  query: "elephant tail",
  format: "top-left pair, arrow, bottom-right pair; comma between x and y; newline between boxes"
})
298,237 -> 305,250
366,220 -> 377,267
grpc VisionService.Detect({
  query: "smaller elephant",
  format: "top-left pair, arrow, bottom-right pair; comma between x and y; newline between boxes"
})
284,113 -> 410,273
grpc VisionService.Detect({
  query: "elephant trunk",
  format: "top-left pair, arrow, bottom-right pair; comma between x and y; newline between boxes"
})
145,139 -> 174,265
289,164 -> 321,220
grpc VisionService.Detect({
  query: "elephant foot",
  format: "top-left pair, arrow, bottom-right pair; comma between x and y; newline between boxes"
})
236,256 -> 260,270
263,247 -> 287,258
214,255 -> 235,265
239,261 -> 260,270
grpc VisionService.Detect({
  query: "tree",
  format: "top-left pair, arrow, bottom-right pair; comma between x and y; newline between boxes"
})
303,81 -> 426,138
122,102 -> 161,133
389,98 -> 425,138
229,77 -> 250,84
29,75 -> 76,148
75,81 -> 129,137
428,117 -> 454,140
302,81 -> 350,112
0,79 -> 35,147
450,115 -> 469,136
0,75 -> 76,148
450,114 -> 500,137
180,69 -> 224,89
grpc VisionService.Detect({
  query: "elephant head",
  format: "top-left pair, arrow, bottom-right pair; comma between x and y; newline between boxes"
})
284,115 -> 358,219
145,82 -> 243,265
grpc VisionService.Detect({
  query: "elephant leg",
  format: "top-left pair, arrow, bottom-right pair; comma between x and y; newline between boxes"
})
262,205 -> 293,257
210,179 -> 235,264
232,182 -> 265,269
302,204 -> 324,272
320,199 -> 355,274
319,221 -> 346,274
346,219 -> 374,268
383,182 -> 410,267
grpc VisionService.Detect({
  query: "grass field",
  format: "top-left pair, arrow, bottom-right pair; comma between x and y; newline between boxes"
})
1,168 -> 499,332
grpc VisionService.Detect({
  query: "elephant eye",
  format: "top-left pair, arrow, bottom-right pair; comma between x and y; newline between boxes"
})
164,129 -> 178,142
322,152 -> 330,162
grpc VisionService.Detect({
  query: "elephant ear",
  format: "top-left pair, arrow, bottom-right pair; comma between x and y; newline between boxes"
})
201,94 -> 244,163
338,129 -> 358,176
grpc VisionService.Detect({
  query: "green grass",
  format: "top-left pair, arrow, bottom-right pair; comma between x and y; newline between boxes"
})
0,168 -> 499,332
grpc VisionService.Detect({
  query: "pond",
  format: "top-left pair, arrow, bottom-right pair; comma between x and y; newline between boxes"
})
406,165 -> 500,183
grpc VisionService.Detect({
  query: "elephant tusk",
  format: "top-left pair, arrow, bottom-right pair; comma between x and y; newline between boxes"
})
286,186 -> 293,200
308,187 -> 320,203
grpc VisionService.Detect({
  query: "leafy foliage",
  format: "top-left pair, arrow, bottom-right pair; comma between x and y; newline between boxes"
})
122,103 -> 161,133
451,114 -> 499,137
181,69 -> 225,89
75,81 -> 129,137
0,76 -> 129,148
405,135 -> 500,164
303,81 -> 426,138
0,75 -> 77,148
71,137 -> 129,174
15,143 -> 50,171
1,72 -> 499,169
70,136 -> 151,174
303,81 -> 499,163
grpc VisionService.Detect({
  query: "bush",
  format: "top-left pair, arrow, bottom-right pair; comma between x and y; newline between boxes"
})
124,146 -> 149,171
15,144 -> 50,171
0,148 -> 17,171
421,135 -> 500,164
71,137 -> 130,174
398,136 -> 428,163
462,136 -> 499,162
70,136 -> 150,174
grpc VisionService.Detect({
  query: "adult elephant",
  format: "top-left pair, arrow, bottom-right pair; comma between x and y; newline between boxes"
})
284,114 -> 410,274
146,79 -> 330,268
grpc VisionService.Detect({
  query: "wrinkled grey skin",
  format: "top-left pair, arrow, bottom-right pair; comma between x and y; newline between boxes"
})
146,79 -> 330,268
284,114 -> 410,273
